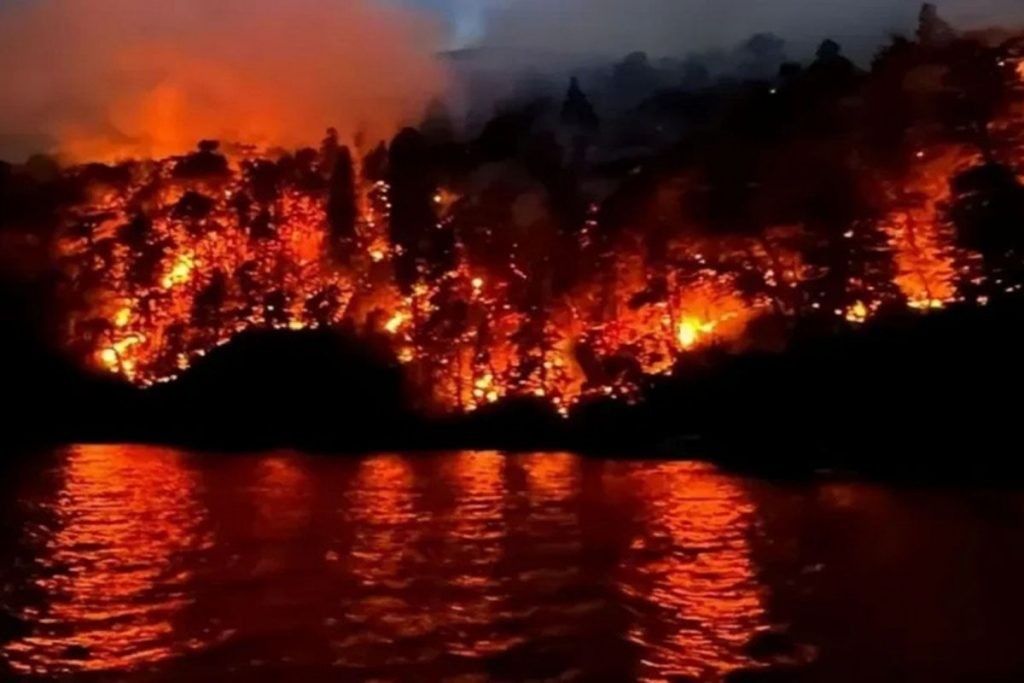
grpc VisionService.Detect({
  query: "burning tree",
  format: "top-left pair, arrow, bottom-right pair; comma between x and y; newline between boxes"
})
4,7 -> 1024,418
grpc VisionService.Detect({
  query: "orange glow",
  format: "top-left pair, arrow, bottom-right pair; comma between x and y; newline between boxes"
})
384,311 -> 407,335
616,461 -> 769,680
882,146 -> 978,309
113,307 -> 132,328
437,452 -> 518,657
99,347 -> 119,369
161,252 -> 195,290
519,452 -> 581,501
677,318 -> 715,349
845,300 -> 869,324
48,147 -> 785,415
0,0 -> 449,163
346,455 -> 416,579
49,114 -> 994,416
2,446 -> 209,675
250,454 -> 312,537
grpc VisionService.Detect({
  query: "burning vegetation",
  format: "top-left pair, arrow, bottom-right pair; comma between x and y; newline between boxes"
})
6,6 -> 1024,417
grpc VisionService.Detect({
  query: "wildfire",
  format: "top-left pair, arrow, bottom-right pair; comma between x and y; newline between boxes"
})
676,319 -> 716,349
844,301 -> 869,324
161,252 -> 195,289
884,146 -> 977,310
113,308 -> 132,328
48,92 -> 1005,418
384,312 -> 407,335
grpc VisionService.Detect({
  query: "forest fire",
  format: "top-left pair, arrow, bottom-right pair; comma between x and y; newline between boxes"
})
52,137 -> 967,415
9,9 -> 1024,418
51,146 -> 781,413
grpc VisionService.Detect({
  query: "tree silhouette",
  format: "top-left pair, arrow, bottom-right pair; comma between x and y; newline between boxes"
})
610,52 -> 661,107
319,128 -> 341,178
421,99 -> 456,145
561,77 -> 599,132
561,77 -> 599,170
363,142 -> 389,184
193,270 -> 228,327
388,128 -> 444,293
173,140 -> 230,180
327,146 -> 357,262
918,3 -> 956,49
737,34 -> 787,80
951,163 -> 1024,284
942,41 -> 1008,157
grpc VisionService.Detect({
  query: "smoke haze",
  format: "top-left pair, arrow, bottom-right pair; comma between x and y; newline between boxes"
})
474,0 -> 1024,59
4,0 -> 1024,162
0,0 -> 450,162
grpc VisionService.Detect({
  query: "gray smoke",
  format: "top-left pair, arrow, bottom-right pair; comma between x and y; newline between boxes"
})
472,0 -> 1024,61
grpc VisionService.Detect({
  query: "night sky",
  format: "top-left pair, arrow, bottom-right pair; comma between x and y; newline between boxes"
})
402,0 -> 1024,57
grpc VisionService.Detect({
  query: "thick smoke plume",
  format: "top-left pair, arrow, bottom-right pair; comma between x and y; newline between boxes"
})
0,0 -> 449,162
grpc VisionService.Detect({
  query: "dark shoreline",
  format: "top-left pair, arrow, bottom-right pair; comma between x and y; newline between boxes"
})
6,297 -> 1024,482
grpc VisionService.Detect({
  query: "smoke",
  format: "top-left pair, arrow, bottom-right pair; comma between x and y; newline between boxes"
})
474,0 -> 1024,61
0,0 -> 450,162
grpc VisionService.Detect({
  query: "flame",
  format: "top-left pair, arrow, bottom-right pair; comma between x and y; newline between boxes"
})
384,312 -> 407,335
47,92 -> 1003,417
50,139 -> 978,417
845,301 -> 869,324
161,252 -> 195,290
113,307 -> 132,328
676,318 -> 717,350
99,347 -> 119,369
883,145 -> 977,309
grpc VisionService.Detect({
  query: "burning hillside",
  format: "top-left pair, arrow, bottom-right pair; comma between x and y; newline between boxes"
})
9,8 -> 1024,417
54,138 -> 765,414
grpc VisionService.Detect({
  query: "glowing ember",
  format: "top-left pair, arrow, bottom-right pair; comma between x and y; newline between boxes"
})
161,253 -> 195,290
845,301 -> 869,324
99,348 -> 119,369
883,146 -> 974,309
114,308 -> 132,328
384,312 -> 407,335
676,319 -> 715,349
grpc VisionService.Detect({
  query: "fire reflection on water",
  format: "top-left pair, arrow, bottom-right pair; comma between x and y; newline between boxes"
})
249,454 -> 312,540
3,445 -> 209,676
437,451 -> 512,659
615,461 -> 768,681
2,447 -> 769,680
334,454 -> 429,669
345,454 -> 418,589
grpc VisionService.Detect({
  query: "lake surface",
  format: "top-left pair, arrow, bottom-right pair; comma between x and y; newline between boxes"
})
3,446 -> 1024,681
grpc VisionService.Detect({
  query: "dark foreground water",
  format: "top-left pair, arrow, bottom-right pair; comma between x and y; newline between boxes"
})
3,447 -> 1024,682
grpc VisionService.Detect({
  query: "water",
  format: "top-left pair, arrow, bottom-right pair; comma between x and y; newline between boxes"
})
3,447 -> 1024,681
